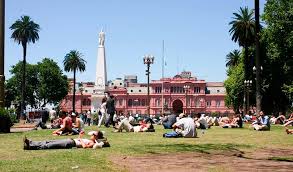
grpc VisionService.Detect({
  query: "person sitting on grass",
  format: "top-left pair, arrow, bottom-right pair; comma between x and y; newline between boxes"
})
163,113 -> 197,138
23,130 -> 110,150
252,111 -> 270,131
194,113 -> 208,134
72,112 -> 85,134
52,111 -> 76,135
51,117 -> 62,129
162,111 -> 177,129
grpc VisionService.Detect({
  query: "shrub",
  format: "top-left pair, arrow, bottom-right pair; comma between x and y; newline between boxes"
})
0,108 -> 14,133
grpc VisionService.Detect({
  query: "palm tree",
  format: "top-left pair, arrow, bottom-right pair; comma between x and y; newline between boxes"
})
63,50 -> 86,112
226,49 -> 241,67
229,7 -> 255,80
10,16 -> 40,117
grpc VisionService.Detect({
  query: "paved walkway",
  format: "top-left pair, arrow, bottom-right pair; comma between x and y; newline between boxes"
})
10,127 -> 34,133
10,120 -> 36,133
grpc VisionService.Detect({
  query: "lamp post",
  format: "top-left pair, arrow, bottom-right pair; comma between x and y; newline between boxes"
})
143,55 -> 154,116
79,83 -> 84,113
183,85 -> 190,114
244,80 -> 252,115
0,0 -> 5,108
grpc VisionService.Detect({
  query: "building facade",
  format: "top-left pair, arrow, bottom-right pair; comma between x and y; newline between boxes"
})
60,71 -> 233,115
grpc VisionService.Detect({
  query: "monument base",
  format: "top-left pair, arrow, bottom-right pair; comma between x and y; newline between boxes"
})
91,88 -> 107,113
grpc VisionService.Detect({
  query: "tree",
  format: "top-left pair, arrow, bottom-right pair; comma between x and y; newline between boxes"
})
226,49 -> 241,68
229,7 -> 255,80
63,50 -> 86,112
6,59 -> 69,112
38,58 -> 68,106
8,62 -> 39,108
261,0 -> 293,113
224,60 -> 245,113
10,15 -> 40,117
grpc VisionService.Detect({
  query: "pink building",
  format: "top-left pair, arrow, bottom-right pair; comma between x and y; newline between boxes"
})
60,71 -> 233,115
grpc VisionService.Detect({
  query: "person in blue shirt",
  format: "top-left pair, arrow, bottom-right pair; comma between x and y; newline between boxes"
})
252,111 -> 270,131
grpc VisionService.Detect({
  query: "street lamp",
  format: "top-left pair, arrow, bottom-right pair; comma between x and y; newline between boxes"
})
143,54 -> 154,116
253,66 -> 263,73
244,80 -> 252,115
183,85 -> 190,114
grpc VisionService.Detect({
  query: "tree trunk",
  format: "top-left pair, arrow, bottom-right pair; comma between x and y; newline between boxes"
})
72,69 -> 76,112
0,0 -> 5,108
21,41 -> 27,119
255,0 -> 262,114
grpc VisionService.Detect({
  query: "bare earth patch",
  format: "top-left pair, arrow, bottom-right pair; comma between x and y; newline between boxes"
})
111,149 -> 293,172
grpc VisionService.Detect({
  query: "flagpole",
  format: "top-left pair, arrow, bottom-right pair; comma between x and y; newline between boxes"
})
161,40 -> 164,114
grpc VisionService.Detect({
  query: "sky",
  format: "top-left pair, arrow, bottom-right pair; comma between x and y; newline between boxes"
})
5,0 -> 266,83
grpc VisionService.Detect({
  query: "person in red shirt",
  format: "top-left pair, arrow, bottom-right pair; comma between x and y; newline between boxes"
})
52,111 -> 75,135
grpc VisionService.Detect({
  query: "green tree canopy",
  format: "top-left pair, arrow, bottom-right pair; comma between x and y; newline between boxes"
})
6,59 -> 68,109
38,58 -> 68,106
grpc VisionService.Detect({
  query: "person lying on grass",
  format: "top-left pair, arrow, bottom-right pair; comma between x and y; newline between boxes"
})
221,114 -> 243,128
284,113 -> 293,127
23,130 -> 110,150
163,113 -> 197,138
114,114 -> 155,132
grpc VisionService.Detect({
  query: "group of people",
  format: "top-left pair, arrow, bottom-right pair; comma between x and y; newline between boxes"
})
24,109 -> 111,150
23,99 -> 293,150
23,92 -> 117,150
160,110 -> 293,137
97,94 -> 116,128
51,111 -> 85,135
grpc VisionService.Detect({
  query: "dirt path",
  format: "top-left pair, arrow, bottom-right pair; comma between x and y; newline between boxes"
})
111,149 -> 293,172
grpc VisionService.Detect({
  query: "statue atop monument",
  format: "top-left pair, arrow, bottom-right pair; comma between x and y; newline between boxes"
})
99,30 -> 105,46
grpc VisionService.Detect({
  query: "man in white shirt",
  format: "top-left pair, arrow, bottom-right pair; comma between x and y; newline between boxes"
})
173,113 -> 197,138
49,108 -> 57,123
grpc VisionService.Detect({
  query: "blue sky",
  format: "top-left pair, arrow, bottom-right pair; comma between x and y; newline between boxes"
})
5,0 -> 265,83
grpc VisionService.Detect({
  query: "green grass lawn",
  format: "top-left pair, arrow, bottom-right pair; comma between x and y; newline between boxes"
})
0,125 -> 292,172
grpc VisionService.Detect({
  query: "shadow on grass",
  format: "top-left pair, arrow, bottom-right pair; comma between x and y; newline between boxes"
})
268,157 -> 293,162
130,143 -> 252,155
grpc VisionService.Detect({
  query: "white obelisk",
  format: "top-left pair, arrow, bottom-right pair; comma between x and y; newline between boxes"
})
91,30 -> 108,111
95,30 -> 107,89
